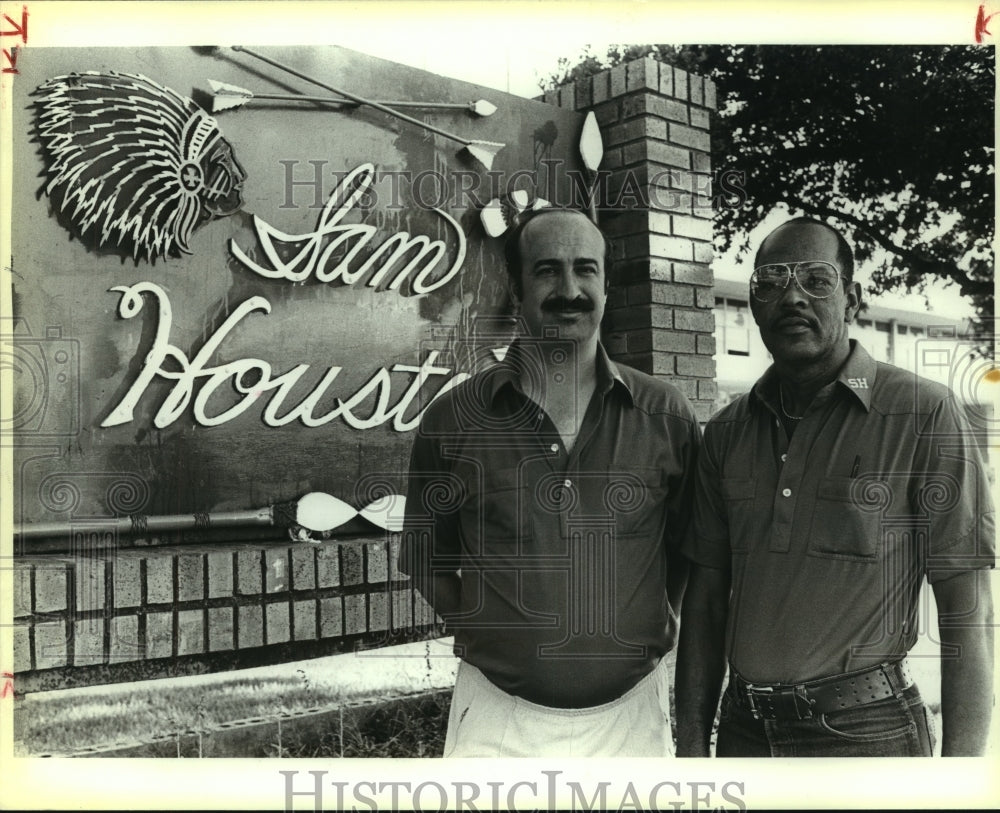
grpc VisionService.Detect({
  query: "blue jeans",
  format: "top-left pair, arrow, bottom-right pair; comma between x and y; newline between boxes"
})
716,681 -> 936,757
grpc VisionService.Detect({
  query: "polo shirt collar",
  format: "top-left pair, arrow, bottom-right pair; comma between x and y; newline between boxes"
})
487,339 -> 634,405
834,340 -> 877,410
752,339 -> 877,414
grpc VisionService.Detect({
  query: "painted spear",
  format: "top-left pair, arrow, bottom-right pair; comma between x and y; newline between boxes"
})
15,491 -> 405,542
208,79 -> 497,117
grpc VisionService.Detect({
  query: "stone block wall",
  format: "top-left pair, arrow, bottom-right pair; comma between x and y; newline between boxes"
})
12,535 -> 437,692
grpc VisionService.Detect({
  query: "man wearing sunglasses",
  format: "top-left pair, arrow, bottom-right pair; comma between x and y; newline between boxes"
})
675,217 -> 994,757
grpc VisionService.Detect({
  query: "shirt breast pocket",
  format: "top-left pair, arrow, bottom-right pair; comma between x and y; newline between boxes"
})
460,468 -> 531,545
610,468 -> 668,538
807,476 -> 882,562
720,477 -> 756,552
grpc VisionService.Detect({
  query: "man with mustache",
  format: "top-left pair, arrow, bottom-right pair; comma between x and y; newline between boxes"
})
400,207 -> 700,756
675,217 -> 995,757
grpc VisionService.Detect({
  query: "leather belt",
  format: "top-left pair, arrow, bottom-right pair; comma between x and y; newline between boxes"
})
729,660 -> 914,721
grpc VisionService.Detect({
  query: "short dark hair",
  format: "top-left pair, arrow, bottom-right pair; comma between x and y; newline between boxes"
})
755,216 -> 855,282
503,206 -> 613,297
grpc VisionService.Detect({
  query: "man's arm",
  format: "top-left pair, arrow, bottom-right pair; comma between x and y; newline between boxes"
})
665,410 -> 702,621
399,496 -> 463,621
411,568 -> 462,620
932,568 -> 994,756
397,424 -> 463,623
915,396 -> 995,755
675,560 -> 731,757
666,550 -> 690,620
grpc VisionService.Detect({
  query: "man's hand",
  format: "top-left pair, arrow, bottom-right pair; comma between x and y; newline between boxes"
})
675,561 -> 731,757
933,568 -> 994,756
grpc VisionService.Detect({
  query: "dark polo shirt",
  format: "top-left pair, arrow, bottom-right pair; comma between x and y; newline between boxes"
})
683,340 -> 995,684
400,341 -> 700,707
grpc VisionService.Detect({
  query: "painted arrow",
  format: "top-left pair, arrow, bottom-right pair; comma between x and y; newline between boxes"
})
208,79 -> 498,117
228,46 -> 505,170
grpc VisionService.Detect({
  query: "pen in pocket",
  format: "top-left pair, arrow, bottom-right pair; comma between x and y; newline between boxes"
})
850,455 -> 861,478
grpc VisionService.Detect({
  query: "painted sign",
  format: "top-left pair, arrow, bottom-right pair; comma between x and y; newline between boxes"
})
9,45 -> 588,525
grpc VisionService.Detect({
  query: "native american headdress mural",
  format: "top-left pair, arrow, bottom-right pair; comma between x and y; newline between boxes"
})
33,71 -> 246,262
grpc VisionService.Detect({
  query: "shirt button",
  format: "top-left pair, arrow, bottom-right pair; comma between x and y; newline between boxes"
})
781,454 -> 787,462
563,479 -> 572,488
550,443 -> 559,453
782,488 -> 792,497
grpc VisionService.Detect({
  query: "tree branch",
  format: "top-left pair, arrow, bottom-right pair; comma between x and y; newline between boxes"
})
779,196 -> 993,300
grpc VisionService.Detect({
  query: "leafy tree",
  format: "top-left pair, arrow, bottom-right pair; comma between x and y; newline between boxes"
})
544,45 -> 995,341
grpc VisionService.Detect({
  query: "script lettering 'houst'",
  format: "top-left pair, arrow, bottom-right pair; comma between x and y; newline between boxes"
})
230,162 -> 466,292
100,283 -> 468,430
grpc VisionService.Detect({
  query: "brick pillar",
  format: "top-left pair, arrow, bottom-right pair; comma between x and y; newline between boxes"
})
546,57 -> 718,422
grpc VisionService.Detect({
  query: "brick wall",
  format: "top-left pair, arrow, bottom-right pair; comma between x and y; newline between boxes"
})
543,57 -> 718,422
12,535 -> 438,693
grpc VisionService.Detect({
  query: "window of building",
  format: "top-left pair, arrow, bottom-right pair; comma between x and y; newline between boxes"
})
869,321 -> 891,362
715,297 -> 751,356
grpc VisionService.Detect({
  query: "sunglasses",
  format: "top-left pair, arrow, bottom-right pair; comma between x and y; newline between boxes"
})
750,261 -> 843,303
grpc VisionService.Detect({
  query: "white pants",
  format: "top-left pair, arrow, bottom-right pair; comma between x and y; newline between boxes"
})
443,658 -> 674,757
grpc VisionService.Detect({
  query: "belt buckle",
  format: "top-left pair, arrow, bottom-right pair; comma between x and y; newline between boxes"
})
881,660 -> 907,697
791,685 -> 814,720
745,683 -> 773,721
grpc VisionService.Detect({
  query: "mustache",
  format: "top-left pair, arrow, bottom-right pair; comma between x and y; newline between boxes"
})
541,296 -> 595,313
772,310 -> 817,329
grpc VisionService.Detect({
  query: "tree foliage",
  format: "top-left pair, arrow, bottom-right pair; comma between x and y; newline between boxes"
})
544,45 -> 995,335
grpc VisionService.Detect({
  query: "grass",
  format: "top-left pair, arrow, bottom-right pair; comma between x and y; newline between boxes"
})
16,678 -> 451,757
14,640 -> 459,757
16,674 -> 335,755
270,692 -> 450,758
